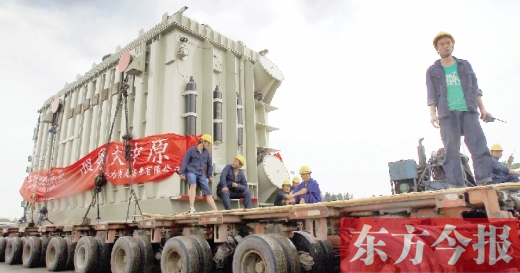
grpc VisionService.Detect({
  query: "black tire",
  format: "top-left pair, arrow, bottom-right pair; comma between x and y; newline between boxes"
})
94,236 -> 111,273
161,237 -> 200,273
186,235 -> 213,273
22,236 -> 42,268
46,237 -> 67,271
110,236 -> 141,273
232,234 -> 287,273
5,237 -> 23,265
0,237 -> 7,262
268,234 -> 301,273
74,236 -> 98,273
135,236 -> 155,273
318,239 -> 335,271
64,236 -> 77,270
290,231 -> 326,273
39,236 -> 50,267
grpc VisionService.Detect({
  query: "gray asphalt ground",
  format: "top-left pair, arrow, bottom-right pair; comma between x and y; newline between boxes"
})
0,263 -> 74,272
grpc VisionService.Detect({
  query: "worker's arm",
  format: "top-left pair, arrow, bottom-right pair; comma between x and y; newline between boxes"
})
179,148 -> 192,179
426,69 -> 439,129
236,171 -> 247,192
477,96 -> 491,121
509,169 -> 520,176
430,104 -> 439,128
291,188 -> 309,197
206,151 -> 213,181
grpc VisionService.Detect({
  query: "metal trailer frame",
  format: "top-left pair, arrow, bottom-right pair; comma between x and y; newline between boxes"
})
3,183 -> 520,272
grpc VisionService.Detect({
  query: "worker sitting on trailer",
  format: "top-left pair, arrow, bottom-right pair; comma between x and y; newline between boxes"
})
286,166 -> 322,204
490,143 -> 520,184
274,180 -> 292,206
216,155 -> 252,210
180,134 -> 218,214
291,176 -> 301,191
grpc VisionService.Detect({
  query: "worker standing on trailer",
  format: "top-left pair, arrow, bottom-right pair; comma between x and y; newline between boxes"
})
274,180 -> 292,206
489,143 -> 520,184
216,155 -> 252,210
286,166 -> 322,204
426,32 -> 494,188
291,176 -> 301,191
180,134 -> 218,213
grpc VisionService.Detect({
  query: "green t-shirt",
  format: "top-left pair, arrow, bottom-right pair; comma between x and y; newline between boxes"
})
443,62 -> 468,111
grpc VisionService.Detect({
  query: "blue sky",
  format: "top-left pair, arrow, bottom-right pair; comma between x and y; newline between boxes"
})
1,0 -> 520,218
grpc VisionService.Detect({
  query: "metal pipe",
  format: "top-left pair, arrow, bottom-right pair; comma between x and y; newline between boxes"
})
213,85 -> 223,142
237,94 -> 243,146
184,76 -> 197,136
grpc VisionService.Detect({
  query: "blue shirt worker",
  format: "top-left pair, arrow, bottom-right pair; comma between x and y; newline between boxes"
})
426,32 -> 494,188
274,180 -> 292,206
287,166 -> 322,204
180,134 -> 218,214
490,143 -> 520,184
216,155 -> 252,210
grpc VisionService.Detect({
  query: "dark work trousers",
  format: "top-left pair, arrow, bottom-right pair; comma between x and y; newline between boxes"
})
217,189 -> 252,210
439,111 -> 493,186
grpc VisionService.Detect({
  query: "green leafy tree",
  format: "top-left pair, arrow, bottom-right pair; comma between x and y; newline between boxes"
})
500,161 -> 520,169
323,192 -> 331,202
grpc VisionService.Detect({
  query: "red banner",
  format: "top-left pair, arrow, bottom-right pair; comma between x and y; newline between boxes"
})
20,133 -> 200,202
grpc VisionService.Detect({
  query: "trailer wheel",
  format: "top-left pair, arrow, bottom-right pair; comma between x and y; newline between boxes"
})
290,231 -> 326,273
135,236 -> 155,273
0,237 -> 7,262
161,236 -> 200,273
22,236 -> 42,268
233,234 -> 287,273
39,236 -> 50,267
268,234 -> 301,273
186,235 -> 212,273
111,236 -> 141,273
318,240 -> 335,271
64,236 -> 77,270
74,236 -> 98,273
94,236 -> 111,273
46,237 -> 67,271
5,237 -> 23,265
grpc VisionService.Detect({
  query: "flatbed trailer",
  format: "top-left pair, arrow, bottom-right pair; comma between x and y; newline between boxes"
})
3,183 -> 520,272
10,6 -> 520,273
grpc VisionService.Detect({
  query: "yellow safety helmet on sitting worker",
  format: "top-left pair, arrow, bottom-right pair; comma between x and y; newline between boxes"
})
292,176 -> 301,183
282,180 -> 291,186
490,143 -> 503,151
234,155 -> 246,166
200,134 -> 212,144
299,166 -> 311,175
433,31 -> 455,48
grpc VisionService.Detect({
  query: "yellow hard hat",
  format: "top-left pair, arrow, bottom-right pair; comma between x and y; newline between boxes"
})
490,143 -> 503,151
299,166 -> 311,175
234,155 -> 246,166
282,180 -> 291,186
200,134 -> 212,144
433,31 -> 455,48
292,176 -> 301,183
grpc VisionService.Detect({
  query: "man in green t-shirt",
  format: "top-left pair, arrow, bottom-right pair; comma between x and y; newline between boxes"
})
426,32 -> 494,188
